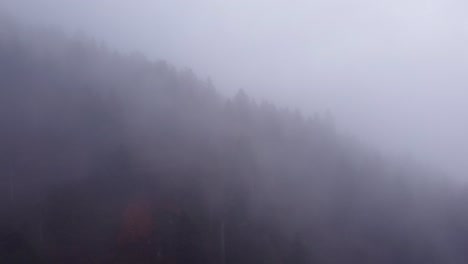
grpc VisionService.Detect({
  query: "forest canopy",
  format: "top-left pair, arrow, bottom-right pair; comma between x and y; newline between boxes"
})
0,18 -> 466,264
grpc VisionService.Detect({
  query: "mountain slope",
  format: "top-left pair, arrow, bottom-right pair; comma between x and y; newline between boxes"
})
0,20 -> 465,264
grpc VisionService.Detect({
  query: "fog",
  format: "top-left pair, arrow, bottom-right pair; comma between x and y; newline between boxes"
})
2,0 -> 467,177
4,1 -> 468,263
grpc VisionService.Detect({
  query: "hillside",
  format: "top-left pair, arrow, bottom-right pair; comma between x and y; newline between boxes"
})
0,20 -> 466,264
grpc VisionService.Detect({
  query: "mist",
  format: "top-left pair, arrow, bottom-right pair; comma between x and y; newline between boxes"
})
2,0 -> 467,178
2,1 -> 468,263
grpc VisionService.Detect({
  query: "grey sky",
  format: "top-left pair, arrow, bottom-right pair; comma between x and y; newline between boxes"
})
2,0 -> 467,177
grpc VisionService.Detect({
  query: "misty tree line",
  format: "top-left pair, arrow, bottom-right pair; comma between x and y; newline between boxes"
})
1,18 -> 468,264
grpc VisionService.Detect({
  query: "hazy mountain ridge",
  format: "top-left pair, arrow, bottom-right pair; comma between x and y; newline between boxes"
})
0,20 -> 466,264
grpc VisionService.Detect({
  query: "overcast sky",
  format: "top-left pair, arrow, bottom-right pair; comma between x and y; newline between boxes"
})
2,0 -> 467,178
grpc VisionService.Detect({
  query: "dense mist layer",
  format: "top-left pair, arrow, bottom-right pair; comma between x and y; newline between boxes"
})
1,17 -> 468,264
2,0 -> 467,177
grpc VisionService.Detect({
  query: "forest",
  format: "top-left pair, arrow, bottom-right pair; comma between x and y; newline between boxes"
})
1,18 -> 468,264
